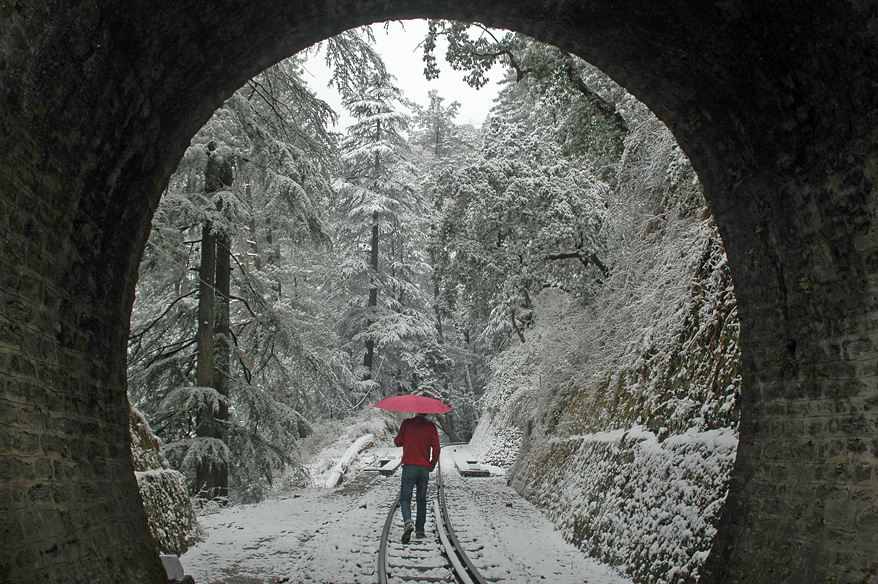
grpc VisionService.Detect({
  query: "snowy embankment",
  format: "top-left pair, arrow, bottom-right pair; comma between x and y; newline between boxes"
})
182,443 -> 635,584
522,426 -> 737,583
473,197 -> 741,583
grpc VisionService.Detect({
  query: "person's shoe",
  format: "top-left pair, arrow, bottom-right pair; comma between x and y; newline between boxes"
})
401,520 -> 414,544
414,531 -> 426,539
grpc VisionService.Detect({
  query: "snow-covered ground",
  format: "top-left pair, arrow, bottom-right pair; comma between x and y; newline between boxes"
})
440,445 -> 632,584
182,444 -> 633,583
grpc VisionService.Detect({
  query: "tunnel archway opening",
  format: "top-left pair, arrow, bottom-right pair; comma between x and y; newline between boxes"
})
1,2 -> 876,583
128,22 -> 740,582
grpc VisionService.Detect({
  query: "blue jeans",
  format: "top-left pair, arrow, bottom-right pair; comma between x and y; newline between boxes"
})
399,464 -> 430,532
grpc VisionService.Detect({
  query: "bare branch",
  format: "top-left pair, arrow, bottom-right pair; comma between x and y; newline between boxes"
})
129,290 -> 198,343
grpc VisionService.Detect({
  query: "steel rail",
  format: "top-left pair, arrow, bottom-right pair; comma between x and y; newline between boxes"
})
378,491 -> 401,584
433,498 -> 474,584
435,461 -> 489,584
377,460 -> 488,584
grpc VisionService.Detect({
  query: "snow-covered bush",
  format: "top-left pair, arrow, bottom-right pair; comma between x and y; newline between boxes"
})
130,404 -> 202,556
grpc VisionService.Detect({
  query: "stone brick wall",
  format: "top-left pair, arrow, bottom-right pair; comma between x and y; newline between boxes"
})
0,1 -> 876,582
704,153 -> 878,582
0,2 -> 168,581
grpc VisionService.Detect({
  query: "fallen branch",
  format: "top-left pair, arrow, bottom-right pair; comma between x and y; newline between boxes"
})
325,434 -> 374,488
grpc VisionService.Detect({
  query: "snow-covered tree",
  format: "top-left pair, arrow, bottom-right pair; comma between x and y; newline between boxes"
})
422,21 -> 627,183
129,56 -> 343,502
409,90 -> 473,162
330,73 -> 436,404
430,74 -> 610,350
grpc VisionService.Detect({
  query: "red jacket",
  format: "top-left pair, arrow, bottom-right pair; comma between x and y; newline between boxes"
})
394,416 -> 441,470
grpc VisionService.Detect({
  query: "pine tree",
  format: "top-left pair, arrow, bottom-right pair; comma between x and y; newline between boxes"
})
422,21 -> 628,183
331,73 -> 435,403
129,56 -> 344,502
429,66 -> 610,351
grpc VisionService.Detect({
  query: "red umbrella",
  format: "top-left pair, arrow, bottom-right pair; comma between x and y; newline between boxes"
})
374,394 -> 452,414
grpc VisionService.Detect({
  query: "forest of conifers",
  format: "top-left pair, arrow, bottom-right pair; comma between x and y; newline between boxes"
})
127,21 -> 722,506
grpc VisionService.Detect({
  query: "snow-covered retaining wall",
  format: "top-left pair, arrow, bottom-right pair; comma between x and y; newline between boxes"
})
514,426 -> 737,583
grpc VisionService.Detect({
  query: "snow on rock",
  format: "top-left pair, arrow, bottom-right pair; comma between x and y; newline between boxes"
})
160,554 -> 186,580
298,408 -> 398,488
517,425 -> 738,583
130,403 -> 202,556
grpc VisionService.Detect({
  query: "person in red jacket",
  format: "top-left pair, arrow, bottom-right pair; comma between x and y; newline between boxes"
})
394,413 -> 440,543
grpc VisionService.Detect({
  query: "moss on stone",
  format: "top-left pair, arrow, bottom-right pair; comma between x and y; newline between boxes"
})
129,403 -> 202,556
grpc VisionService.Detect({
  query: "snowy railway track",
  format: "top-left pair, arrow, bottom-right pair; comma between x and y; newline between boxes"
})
377,461 -> 490,584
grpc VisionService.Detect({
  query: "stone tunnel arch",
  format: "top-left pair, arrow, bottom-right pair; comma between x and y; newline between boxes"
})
1,1 -> 876,582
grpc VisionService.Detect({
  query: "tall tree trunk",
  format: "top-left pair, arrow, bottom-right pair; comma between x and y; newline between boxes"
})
194,222 -> 218,497
364,132 -> 381,381
194,142 -> 234,500
196,224 -> 216,390
212,232 -> 231,499
215,233 -> 231,398
364,211 -> 379,377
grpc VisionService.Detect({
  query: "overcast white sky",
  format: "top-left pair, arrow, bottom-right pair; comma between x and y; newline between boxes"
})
301,19 -> 506,130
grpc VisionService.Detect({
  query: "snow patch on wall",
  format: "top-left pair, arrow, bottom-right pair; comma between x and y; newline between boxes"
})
136,469 -> 202,556
525,425 -> 737,583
